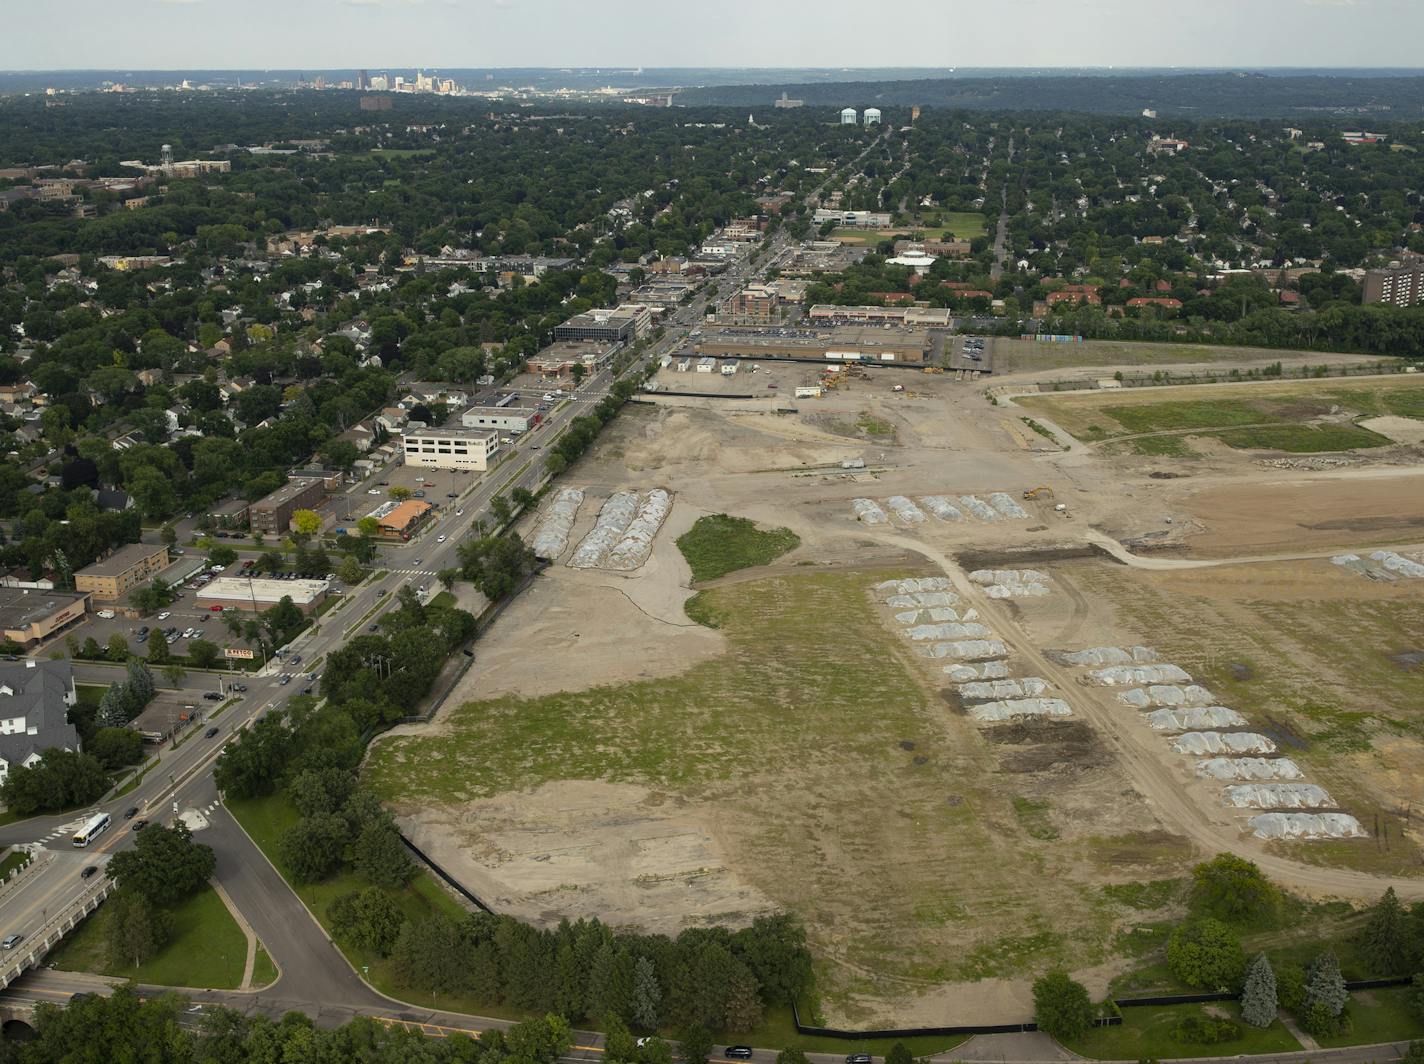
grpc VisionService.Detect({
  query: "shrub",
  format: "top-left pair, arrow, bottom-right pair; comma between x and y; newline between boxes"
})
1171,1014 -> 1241,1045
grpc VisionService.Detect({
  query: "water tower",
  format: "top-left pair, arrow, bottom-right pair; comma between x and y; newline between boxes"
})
160,144 -> 174,172
840,107 -> 857,126
864,107 -> 882,126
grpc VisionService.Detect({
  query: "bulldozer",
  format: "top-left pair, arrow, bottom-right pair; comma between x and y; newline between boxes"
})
1023,486 -> 1054,501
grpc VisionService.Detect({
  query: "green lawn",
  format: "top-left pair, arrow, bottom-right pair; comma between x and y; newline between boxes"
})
675,514 -> 801,582
75,683 -> 107,707
1067,1003 -> 1301,1060
251,944 -> 278,988
1213,423 -> 1392,452
47,885 -> 248,989
0,850 -> 31,879
1319,986 -> 1424,1047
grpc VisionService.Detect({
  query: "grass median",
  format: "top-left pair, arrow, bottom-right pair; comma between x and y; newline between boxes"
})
48,884 -> 248,989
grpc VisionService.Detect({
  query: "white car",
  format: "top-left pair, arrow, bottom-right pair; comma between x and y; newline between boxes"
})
455,509 -> 463,517
437,534 -> 447,543
542,393 -> 555,402
367,488 -> 382,495
96,609 -> 115,619
157,612 -> 171,621
210,565 -> 225,573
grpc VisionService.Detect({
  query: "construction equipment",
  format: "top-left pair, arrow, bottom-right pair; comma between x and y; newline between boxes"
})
1023,486 -> 1054,501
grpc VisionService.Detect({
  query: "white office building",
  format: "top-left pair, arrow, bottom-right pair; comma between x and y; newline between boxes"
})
461,406 -> 541,434
401,427 -> 501,471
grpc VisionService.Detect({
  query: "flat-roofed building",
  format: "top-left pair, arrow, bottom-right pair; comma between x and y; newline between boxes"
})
695,324 -> 932,365
812,209 -> 892,228
807,304 -> 951,327
0,588 -> 91,650
249,477 -> 325,535
205,498 -> 251,530
196,576 -> 329,614
460,406 -> 542,434
526,340 -> 616,379
551,304 -> 651,343
74,543 -> 170,602
401,427 -> 500,471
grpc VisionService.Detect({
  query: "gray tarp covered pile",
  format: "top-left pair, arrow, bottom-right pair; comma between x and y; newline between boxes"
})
1196,757 -> 1304,781
1118,684 -> 1216,708
853,498 -> 889,525
530,487 -> 585,560
970,697 -> 1073,722
959,677 -> 1051,703
968,568 -> 1051,599
1371,550 -> 1424,578
876,577 -> 954,595
1223,783 -> 1334,809
886,496 -> 926,525
1052,646 -> 1160,667
919,496 -> 965,521
906,622 -> 993,642
944,661 -> 1011,681
569,491 -> 639,568
988,492 -> 1030,519
1170,731 -> 1276,756
1144,707 -> 1249,731
894,607 -> 960,625
1247,812 -> 1366,840
604,489 -> 672,571
957,495 -> 1000,521
922,639 -> 1009,661
1086,663 -> 1192,687
886,591 -> 959,609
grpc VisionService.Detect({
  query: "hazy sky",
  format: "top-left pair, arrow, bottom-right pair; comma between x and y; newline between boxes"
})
4,0 -> 1422,72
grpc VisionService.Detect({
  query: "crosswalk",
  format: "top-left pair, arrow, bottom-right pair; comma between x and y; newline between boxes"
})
391,568 -> 437,578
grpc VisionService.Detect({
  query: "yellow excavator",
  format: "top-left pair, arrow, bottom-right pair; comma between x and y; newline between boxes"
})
1023,485 -> 1054,500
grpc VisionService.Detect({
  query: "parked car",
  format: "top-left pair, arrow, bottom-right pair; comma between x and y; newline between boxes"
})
723,1049 -> 753,1060
157,612 -> 171,621
203,692 -> 223,701
844,1056 -> 872,1064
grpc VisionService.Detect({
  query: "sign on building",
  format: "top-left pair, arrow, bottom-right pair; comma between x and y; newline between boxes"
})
224,647 -> 256,660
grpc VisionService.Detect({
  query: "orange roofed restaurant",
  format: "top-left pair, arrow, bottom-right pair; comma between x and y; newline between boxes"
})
375,500 -> 435,541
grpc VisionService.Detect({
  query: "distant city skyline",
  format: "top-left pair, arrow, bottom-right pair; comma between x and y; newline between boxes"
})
3,0 -> 1424,73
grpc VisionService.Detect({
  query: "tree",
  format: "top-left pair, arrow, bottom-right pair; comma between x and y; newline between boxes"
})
356,516 -> 381,538
631,955 -> 662,1030
207,544 -> 238,566
351,818 -> 415,889
162,663 -> 187,689
96,683 -> 130,729
105,891 -> 172,969
1240,952 -> 1278,1029
1032,970 -> 1094,1042
1304,951 -> 1349,1021
390,915 -> 469,1001
389,486 -> 412,502
287,767 -> 355,817
775,1051 -> 811,1064
186,639 -> 221,669
1190,853 -> 1280,925
106,821 -> 216,906
292,509 -> 323,537
160,524 -> 178,549
0,749 -> 109,815
678,1026 -> 712,1064
1412,974 -> 1424,1024
1403,1041 -> 1424,1064
331,887 -> 406,956
277,812 -> 349,883
88,727 -> 143,770
105,633 -> 130,662
1360,887 -> 1409,975
1167,919 -> 1245,990
885,1044 -> 915,1064
490,494 -> 513,526
338,554 -> 365,585
147,632 -> 170,664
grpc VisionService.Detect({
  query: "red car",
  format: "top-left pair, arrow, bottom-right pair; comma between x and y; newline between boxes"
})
209,605 -> 223,612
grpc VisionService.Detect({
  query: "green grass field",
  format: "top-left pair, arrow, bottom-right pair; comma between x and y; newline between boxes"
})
1021,378 -> 1424,454
675,514 -> 801,583
1319,986 -> 1424,1047
48,885 -> 248,989
994,339 -> 1380,374
830,213 -> 986,245
0,850 -> 31,879
252,944 -> 278,988
1067,1003 -> 1301,1060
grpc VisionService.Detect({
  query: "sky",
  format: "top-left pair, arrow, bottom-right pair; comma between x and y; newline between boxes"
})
3,0 -> 1423,72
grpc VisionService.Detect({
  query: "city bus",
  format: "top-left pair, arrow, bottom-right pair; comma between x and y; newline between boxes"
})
72,812 -> 110,848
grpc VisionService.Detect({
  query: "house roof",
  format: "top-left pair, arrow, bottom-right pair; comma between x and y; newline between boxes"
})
0,659 -> 79,769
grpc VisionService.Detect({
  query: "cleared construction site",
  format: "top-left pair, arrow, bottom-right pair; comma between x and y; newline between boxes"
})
369,347 -> 1424,1030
